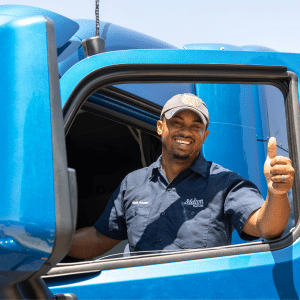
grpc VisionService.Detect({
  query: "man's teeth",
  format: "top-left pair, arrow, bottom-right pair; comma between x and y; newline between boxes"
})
177,140 -> 190,145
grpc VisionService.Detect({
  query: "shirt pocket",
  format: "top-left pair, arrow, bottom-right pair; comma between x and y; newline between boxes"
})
126,205 -> 151,250
171,205 -> 211,249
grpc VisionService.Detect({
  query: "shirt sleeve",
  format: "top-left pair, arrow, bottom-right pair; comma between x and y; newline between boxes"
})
94,177 -> 128,240
224,175 -> 265,241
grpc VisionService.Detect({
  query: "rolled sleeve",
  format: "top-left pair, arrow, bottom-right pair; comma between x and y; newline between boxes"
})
225,178 -> 265,241
94,178 -> 128,241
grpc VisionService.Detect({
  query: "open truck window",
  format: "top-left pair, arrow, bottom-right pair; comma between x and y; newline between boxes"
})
65,106 -> 162,261
64,83 -> 294,261
45,73 -> 299,278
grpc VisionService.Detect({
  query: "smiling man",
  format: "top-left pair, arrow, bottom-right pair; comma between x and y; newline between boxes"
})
68,93 -> 294,259
157,94 -> 210,184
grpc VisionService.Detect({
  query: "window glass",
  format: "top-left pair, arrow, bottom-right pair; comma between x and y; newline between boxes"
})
263,85 -> 294,235
64,82 -> 294,262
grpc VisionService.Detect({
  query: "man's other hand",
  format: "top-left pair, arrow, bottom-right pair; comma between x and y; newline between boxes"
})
264,137 -> 295,195
68,227 -> 121,259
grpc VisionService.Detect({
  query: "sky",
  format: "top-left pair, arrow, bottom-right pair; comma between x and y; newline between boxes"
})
2,0 -> 300,53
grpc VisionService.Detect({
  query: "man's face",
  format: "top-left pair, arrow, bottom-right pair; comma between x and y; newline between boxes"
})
157,109 -> 209,162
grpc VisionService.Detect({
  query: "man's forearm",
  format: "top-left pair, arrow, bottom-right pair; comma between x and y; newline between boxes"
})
256,190 -> 291,240
68,227 -> 105,259
68,227 -> 121,259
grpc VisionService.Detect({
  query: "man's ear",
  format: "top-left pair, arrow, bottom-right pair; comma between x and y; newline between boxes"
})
157,120 -> 163,136
203,130 -> 209,143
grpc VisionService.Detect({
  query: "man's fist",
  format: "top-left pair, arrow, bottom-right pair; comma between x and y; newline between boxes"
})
264,137 -> 295,195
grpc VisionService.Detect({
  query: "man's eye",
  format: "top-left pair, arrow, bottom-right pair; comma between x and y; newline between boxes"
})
192,126 -> 202,131
172,121 -> 181,125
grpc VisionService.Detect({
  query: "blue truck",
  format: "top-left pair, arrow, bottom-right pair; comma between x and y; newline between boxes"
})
1,5 -> 300,299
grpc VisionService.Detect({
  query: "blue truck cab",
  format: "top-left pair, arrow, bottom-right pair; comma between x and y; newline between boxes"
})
1,5 -> 300,299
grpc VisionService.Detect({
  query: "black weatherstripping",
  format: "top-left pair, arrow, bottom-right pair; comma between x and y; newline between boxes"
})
53,63 -> 300,276
63,64 -> 289,134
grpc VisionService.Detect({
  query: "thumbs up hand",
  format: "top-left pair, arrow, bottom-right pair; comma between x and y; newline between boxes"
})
264,137 -> 295,195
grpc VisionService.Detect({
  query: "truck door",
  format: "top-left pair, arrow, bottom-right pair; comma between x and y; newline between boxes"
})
44,50 -> 300,299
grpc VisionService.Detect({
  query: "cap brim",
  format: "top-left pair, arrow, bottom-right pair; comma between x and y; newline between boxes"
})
164,107 -> 208,126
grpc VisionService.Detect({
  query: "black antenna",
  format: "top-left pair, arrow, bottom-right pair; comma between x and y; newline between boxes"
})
82,0 -> 105,57
95,0 -> 100,36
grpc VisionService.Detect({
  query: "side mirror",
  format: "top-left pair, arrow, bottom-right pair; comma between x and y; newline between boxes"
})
0,15 -> 75,298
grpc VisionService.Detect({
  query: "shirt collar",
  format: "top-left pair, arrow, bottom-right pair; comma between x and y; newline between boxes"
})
189,151 -> 208,178
150,151 -> 208,179
150,155 -> 163,179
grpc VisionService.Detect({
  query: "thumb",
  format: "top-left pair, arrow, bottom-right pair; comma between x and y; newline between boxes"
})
267,137 -> 277,159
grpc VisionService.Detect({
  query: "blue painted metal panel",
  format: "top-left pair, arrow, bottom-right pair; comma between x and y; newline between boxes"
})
263,85 -> 289,151
58,37 -> 83,76
74,19 -> 177,51
0,15 -> 56,279
196,84 -> 259,182
195,83 -> 262,245
0,5 -> 79,48
46,235 -> 300,299
252,86 -> 269,198
59,49 -> 300,109
58,19 -> 177,76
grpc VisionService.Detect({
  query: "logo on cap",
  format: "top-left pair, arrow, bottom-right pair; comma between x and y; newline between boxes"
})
181,94 -> 200,107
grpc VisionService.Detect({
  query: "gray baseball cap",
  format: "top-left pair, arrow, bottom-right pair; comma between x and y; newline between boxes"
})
161,93 -> 209,127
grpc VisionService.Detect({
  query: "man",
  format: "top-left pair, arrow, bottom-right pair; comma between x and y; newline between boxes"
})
68,93 -> 294,259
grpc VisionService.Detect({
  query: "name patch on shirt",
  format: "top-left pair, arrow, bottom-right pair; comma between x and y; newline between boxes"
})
132,201 -> 149,205
183,198 -> 204,207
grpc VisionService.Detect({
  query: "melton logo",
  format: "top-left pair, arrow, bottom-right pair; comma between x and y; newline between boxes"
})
183,198 -> 204,207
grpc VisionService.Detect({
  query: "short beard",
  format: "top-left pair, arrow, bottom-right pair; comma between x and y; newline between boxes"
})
173,153 -> 190,160
162,139 -> 191,161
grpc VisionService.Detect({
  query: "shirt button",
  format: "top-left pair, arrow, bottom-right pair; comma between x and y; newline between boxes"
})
191,212 -> 195,216
167,188 -> 172,192
161,212 -> 165,216
134,211 -> 137,216
157,238 -> 161,242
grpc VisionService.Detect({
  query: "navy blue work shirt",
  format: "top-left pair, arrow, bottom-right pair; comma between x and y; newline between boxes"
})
94,152 -> 265,252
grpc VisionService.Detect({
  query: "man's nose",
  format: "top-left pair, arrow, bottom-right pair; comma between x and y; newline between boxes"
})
178,125 -> 193,136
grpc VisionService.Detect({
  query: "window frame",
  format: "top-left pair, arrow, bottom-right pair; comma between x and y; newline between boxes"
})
47,63 -> 300,277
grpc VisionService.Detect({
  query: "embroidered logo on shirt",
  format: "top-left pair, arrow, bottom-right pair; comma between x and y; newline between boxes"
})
183,198 -> 204,207
132,201 -> 149,204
